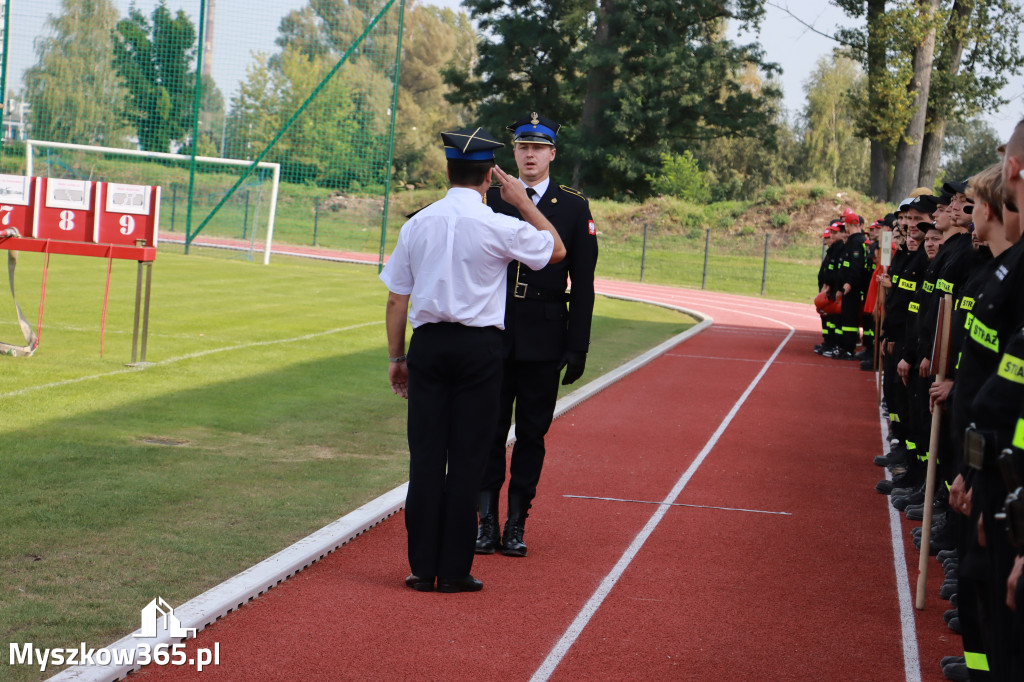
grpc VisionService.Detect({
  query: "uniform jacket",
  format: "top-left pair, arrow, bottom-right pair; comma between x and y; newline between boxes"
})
485,183 -> 599,362
883,248 -> 926,346
839,232 -> 871,294
819,240 -> 845,294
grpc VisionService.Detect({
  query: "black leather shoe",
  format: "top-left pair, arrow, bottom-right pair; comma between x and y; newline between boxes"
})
501,518 -> 528,557
942,660 -> 969,682
501,495 -> 530,557
405,574 -> 434,592
476,515 -> 500,554
436,575 -> 483,593
475,490 -> 501,554
892,484 -> 926,511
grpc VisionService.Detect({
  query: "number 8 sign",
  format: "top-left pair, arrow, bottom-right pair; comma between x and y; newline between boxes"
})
33,177 -> 95,242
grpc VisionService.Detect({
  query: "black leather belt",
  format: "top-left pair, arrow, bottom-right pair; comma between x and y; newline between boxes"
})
512,282 -> 569,302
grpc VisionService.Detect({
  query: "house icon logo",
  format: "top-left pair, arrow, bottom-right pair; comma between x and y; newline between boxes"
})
133,597 -> 197,639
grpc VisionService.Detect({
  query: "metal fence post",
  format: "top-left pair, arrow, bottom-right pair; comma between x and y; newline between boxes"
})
170,184 -> 177,232
701,228 -> 710,290
313,196 -> 320,246
640,223 -> 649,282
242,190 -> 250,240
761,232 -> 769,296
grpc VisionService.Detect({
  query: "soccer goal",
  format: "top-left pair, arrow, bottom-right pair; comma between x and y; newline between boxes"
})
25,140 -> 282,264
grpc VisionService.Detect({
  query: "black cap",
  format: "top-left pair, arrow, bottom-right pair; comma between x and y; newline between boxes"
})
907,194 -> 939,215
507,113 -> 560,146
882,213 -> 896,227
441,127 -> 504,161
934,193 -> 953,206
942,179 -> 968,196
917,220 -> 938,232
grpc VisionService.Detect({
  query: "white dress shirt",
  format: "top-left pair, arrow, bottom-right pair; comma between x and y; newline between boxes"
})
380,187 -> 554,329
522,177 -> 550,205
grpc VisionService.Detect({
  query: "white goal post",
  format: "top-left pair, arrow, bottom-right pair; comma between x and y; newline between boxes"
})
25,139 -> 282,265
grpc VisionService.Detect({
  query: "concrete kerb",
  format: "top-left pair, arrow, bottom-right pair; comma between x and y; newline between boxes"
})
51,298 -> 711,682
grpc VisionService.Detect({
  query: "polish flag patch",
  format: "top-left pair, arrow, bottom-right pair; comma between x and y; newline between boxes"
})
588,220 -> 596,235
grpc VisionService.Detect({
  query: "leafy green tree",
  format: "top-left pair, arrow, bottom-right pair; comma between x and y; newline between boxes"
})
448,0 -> 781,198
23,0 -> 131,147
112,1 -> 198,152
266,0 -> 475,188
646,151 -> 711,202
940,117 -> 1002,182
833,0 -> 1024,200
798,53 -> 870,192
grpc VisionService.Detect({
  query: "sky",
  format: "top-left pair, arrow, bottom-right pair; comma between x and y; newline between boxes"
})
6,0 -> 1022,142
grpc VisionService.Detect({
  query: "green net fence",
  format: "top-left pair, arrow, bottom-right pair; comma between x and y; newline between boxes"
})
0,0 -> 408,263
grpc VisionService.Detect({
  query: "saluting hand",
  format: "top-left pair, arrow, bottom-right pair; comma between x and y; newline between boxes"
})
493,165 -> 531,210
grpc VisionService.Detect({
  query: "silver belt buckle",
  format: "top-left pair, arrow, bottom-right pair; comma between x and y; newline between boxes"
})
514,282 -> 527,299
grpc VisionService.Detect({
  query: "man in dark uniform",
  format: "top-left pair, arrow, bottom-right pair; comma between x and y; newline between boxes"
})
476,113 -> 599,557
815,220 -> 845,354
825,209 -> 870,360
381,127 -> 565,592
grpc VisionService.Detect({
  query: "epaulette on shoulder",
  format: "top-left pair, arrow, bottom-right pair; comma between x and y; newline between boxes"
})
558,185 -> 588,200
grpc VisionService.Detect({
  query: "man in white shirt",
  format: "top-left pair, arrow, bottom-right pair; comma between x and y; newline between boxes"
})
380,127 -> 565,593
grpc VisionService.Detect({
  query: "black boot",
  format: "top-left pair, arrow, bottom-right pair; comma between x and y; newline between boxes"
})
475,490 -> 500,555
501,495 -> 530,557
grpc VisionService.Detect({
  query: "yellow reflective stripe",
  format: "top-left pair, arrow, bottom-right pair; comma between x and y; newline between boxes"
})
908,302 -> 920,313
997,353 -> 1024,385
889,413 -> 901,423
898,278 -> 917,291
964,651 -> 990,671
842,260 -> 850,267
923,281 -> 935,293
892,275 -> 900,284
842,326 -> 859,332
1014,419 -> 1024,450
918,450 -> 929,462
964,312 -> 975,331
956,351 -> 962,371
937,278 -> 953,294
906,441 -> 917,450
960,296 -> 975,311
969,318 -> 1000,352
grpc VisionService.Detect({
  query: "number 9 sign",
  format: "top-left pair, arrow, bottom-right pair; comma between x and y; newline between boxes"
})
97,182 -> 160,247
119,214 -> 135,236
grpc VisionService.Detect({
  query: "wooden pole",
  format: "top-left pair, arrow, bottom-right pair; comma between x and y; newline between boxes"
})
876,285 -> 886,403
916,293 -> 953,610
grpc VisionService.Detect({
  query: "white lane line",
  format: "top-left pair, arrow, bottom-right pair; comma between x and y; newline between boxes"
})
530,323 -> 796,682
562,494 -> 792,516
880,407 -> 922,682
0,321 -> 381,400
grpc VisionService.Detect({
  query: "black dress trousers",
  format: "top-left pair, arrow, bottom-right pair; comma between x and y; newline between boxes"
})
405,322 -> 502,580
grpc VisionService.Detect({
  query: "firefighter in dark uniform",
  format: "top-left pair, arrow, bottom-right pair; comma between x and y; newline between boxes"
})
815,220 -> 845,354
826,209 -> 869,360
476,114 -> 599,557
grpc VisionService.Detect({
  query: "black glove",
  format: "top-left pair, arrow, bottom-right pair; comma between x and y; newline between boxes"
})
559,351 -> 587,385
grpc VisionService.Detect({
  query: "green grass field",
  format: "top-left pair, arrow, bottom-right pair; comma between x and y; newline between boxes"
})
0,249 -> 694,680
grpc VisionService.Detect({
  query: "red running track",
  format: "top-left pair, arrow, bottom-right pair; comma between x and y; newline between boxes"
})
128,278 -> 956,682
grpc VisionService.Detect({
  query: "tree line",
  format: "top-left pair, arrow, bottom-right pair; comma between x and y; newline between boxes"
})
15,0 -> 1023,202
